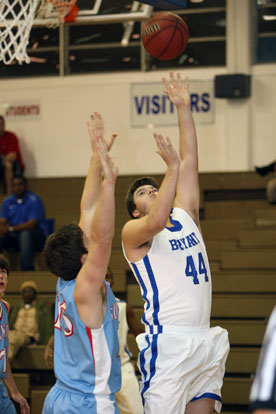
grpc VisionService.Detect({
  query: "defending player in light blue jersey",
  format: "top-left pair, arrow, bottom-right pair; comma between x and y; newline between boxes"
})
0,254 -> 30,414
42,113 -> 121,414
122,72 -> 230,414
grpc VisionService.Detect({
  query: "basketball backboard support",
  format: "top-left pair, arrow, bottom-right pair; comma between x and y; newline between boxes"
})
34,0 -> 153,26
136,0 -> 187,9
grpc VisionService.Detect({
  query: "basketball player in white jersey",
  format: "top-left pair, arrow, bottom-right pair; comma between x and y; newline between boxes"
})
122,72 -> 229,414
250,305 -> 276,413
106,267 -> 144,414
42,113 -> 121,414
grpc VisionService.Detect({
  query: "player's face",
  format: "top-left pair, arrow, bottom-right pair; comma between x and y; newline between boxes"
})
133,185 -> 158,217
0,268 -> 8,296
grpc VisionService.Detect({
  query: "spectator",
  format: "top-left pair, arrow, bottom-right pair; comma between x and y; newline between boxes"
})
0,175 -> 46,270
0,254 -> 30,414
8,280 -> 53,361
105,267 -> 144,414
0,115 -> 25,195
250,305 -> 276,413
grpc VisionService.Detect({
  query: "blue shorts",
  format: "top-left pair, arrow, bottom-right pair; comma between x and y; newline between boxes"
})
0,381 -> 16,414
42,384 -> 119,414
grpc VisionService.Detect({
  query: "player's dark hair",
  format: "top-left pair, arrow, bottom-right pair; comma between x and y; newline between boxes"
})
43,223 -> 88,281
0,115 -> 5,125
125,176 -> 159,218
0,254 -> 10,276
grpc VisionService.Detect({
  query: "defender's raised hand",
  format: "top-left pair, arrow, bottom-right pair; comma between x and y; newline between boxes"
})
153,133 -> 179,168
162,72 -> 190,108
94,135 -> 118,184
87,112 -> 117,153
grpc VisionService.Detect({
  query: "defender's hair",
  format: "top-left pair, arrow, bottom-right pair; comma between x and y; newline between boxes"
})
43,223 -> 88,281
0,254 -> 10,275
125,176 -> 159,218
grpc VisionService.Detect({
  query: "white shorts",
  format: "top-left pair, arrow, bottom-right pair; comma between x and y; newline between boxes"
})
136,325 -> 229,414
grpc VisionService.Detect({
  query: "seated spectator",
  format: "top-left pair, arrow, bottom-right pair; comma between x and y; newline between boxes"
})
0,115 -> 25,195
0,175 -> 46,271
8,280 -> 53,361
106,267 -> 144,414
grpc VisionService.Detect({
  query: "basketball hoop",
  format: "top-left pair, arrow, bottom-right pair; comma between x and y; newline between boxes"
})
0,0 -> 40,64
0,0 -> 78,65
36,0 -> 78,26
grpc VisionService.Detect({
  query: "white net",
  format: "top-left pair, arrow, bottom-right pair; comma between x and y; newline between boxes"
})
0,0 -> 77,65
0,0 -> 40,64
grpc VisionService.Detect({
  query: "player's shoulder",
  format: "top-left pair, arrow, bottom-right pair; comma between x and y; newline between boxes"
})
122,218 -> 134,231
122,216 -> 147,238
121,218 -> 135,240
172,206 -> 199,225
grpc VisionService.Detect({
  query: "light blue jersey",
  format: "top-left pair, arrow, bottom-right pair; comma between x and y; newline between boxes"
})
43,279 -> 121,414
0,300 -> 16,414
0,300 -> 9,379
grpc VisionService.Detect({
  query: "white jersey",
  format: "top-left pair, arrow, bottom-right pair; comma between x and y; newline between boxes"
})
116,300 -> 132,366
123,207 -> 212,329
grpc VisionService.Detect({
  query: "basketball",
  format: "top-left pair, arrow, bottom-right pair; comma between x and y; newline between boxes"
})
142,12 -> 189,61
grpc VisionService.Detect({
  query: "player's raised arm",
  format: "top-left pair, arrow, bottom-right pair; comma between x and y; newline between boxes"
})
122,133 -> 179,252
163,72 -> 200,225
74,134 -> 118,324
79,112 -> 117,238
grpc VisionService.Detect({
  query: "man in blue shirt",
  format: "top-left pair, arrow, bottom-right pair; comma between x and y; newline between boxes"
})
0,175 -> 46,270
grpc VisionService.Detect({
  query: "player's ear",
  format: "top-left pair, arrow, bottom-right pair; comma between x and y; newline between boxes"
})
80,254 -> 87,264
132,209 -> 140,219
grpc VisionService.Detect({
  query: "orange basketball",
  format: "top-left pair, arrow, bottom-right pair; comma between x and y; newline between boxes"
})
142,12 -> 189,61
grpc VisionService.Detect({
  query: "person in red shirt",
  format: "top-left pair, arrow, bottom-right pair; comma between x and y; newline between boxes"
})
0,116 -> 25,195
